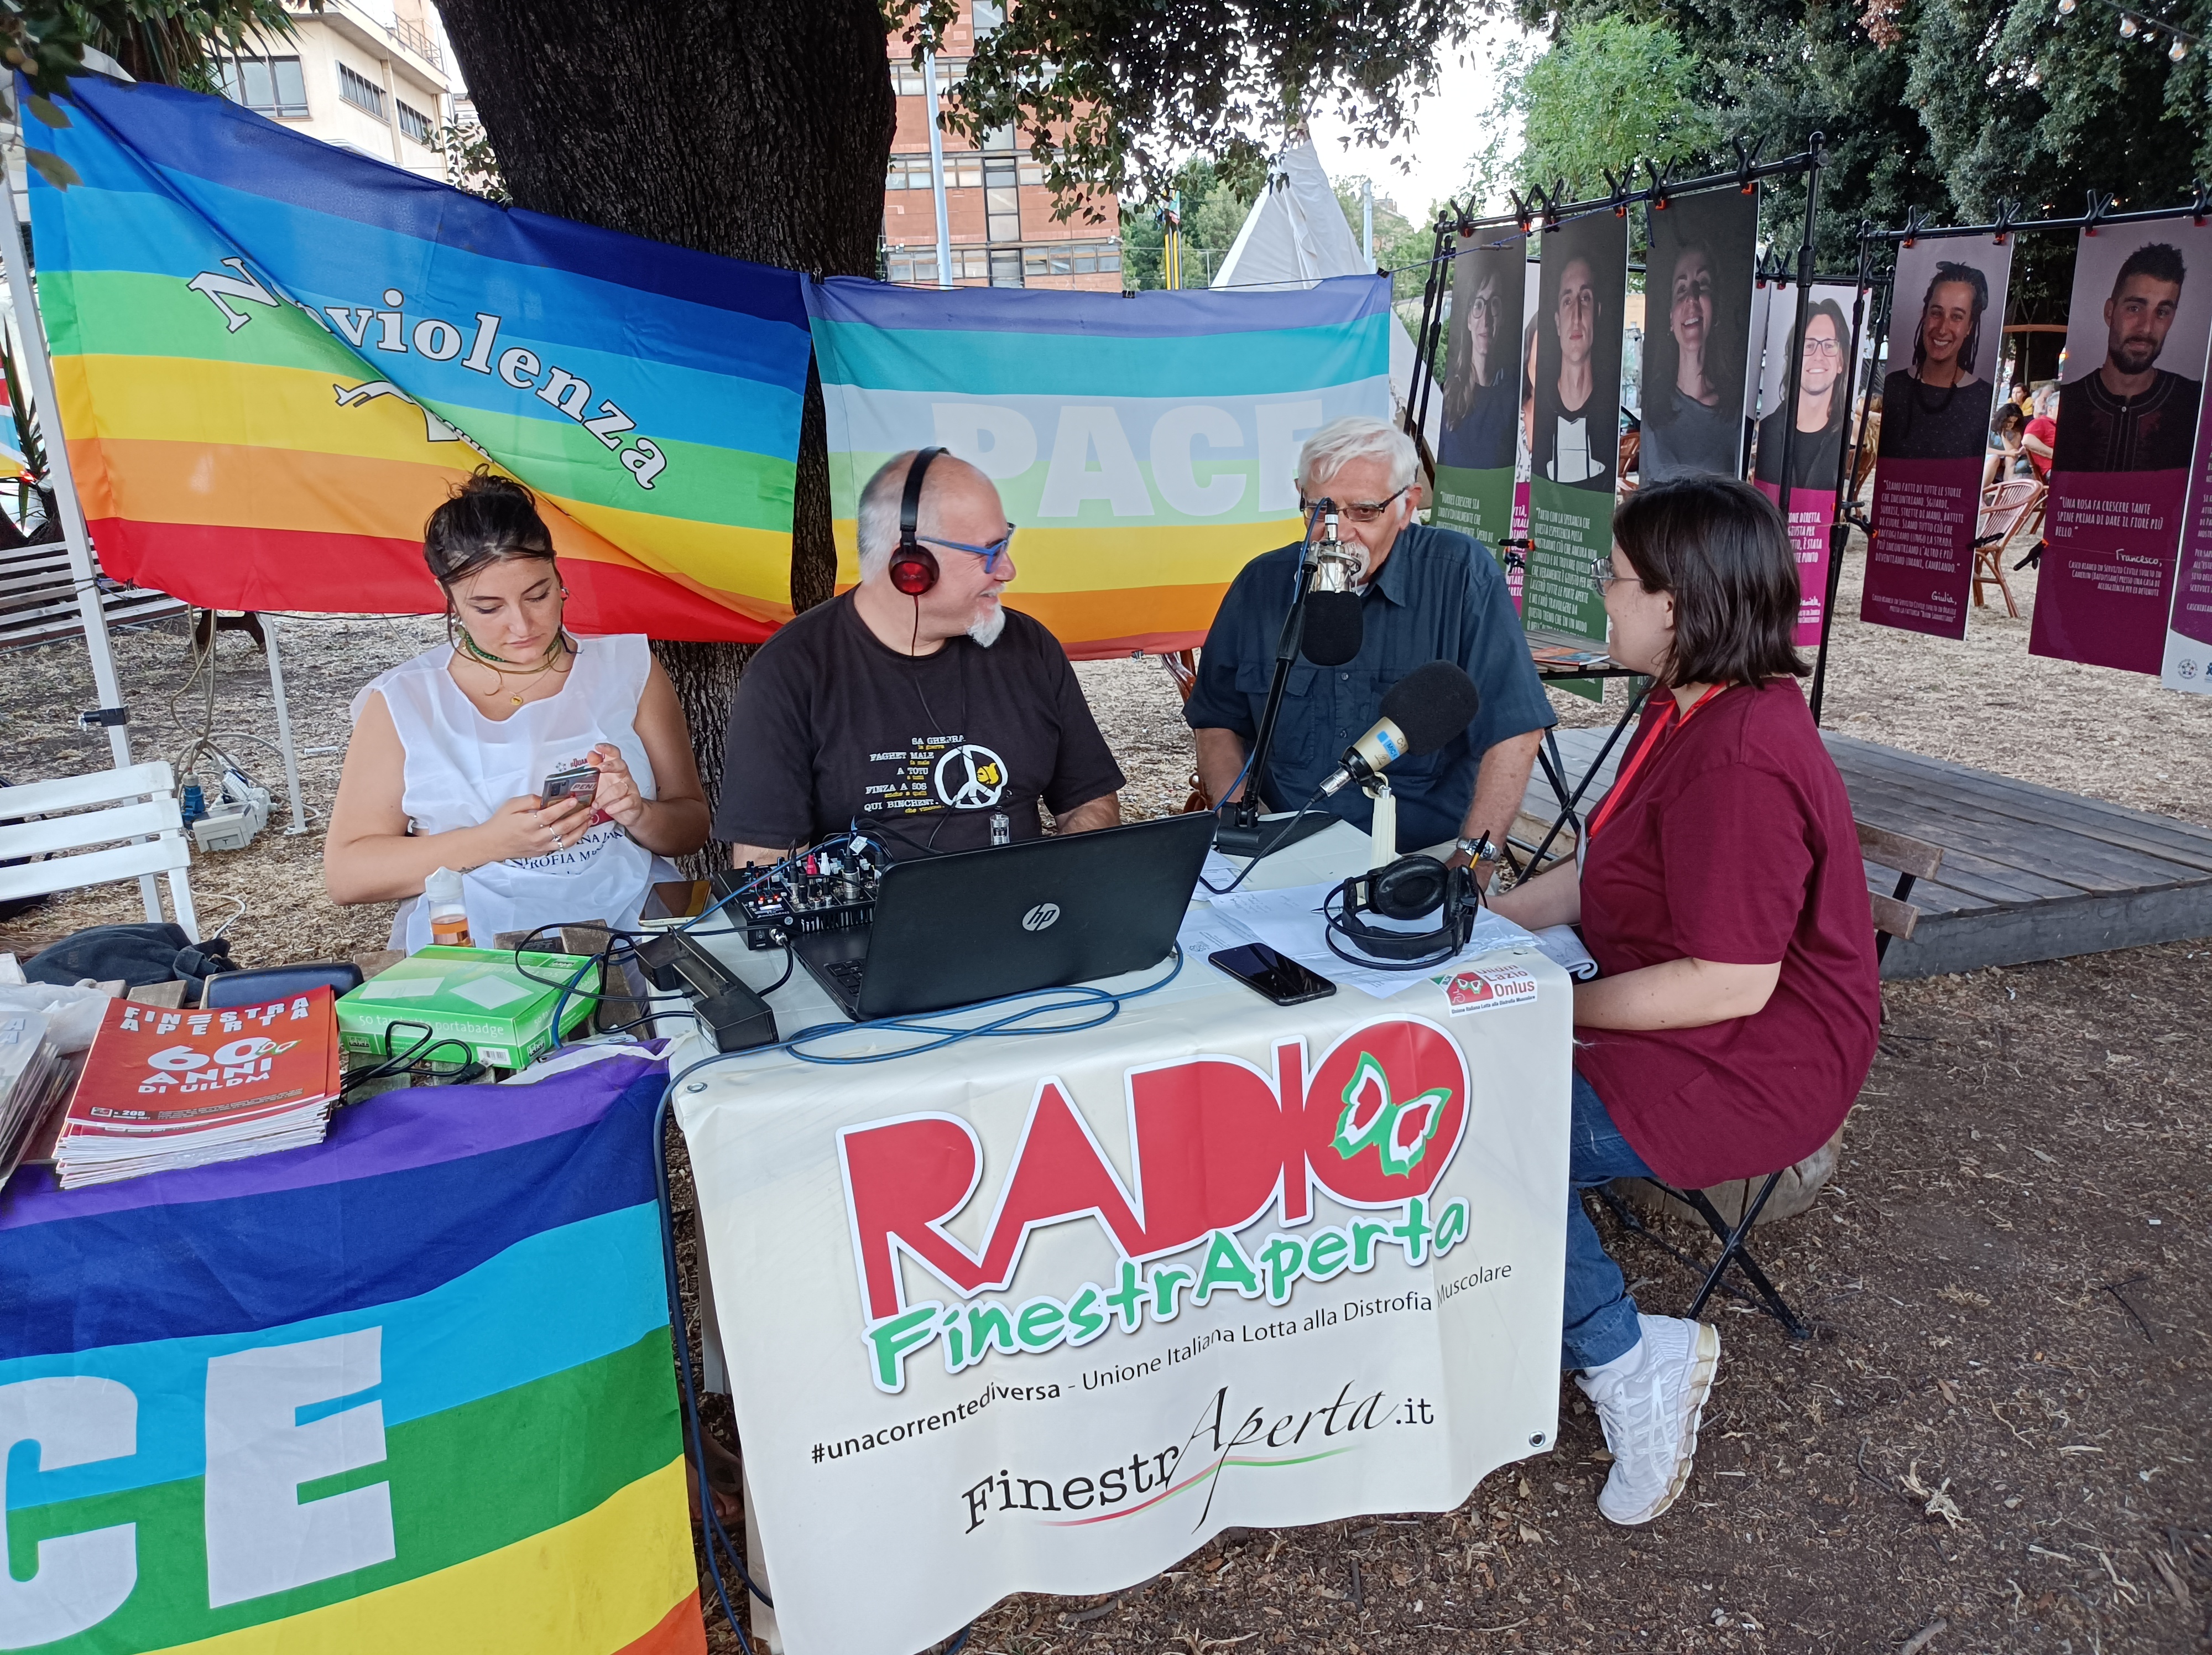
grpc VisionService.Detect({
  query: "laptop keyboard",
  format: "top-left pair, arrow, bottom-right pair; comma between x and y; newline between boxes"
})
818,957 -> 867,995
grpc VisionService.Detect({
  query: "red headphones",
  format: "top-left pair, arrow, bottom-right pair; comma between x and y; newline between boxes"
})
887,446 -> 945,596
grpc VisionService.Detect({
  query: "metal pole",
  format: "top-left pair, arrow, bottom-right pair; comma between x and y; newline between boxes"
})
1808,227 -> 1878,726
1362,179 -> 1374,266
923,51 -> 952,289
1772,137 -> 1823,537
0,150 -> 161,923
262,615 -> 309,834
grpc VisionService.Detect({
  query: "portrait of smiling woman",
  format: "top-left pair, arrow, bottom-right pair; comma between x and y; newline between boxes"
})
1639,191 -> 1756,483
1877,250 -> 2006,461
324,470 -> 709,949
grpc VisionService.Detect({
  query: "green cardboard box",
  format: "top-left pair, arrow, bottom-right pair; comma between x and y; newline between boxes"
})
337,946 -> 599,1073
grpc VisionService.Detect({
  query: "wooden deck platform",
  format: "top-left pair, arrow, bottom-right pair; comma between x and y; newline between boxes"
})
1521,725 -> 2212,979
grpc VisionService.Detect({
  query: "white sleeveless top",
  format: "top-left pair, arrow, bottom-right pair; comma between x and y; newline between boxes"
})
352,635 -> 663,951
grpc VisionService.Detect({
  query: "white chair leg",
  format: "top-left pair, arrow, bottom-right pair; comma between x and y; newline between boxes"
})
168,868 -> 200,942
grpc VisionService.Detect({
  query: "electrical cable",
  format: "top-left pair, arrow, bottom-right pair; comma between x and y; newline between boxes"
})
1197,786 -> 1329,899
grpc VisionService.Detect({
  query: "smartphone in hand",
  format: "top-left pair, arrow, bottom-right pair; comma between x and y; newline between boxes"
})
540,765 -> 600,810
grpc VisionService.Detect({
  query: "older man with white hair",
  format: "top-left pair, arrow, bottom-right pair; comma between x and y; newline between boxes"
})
714,448 -> 1124,864
1185,416 -> 1552,865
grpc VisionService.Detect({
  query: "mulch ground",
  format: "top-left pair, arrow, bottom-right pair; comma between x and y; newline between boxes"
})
681,938 -> 2211,1655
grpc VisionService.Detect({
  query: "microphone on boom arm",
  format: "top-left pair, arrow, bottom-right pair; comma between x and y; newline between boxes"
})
1298,499 -> 1365,669
1318,661 -> 1483,798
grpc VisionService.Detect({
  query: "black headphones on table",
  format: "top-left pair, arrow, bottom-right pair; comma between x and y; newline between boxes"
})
888,445 -> 945,596
1323,853 -> 1483,971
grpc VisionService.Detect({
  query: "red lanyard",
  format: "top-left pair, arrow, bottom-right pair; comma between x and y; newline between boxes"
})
1584,684 -> 1729,842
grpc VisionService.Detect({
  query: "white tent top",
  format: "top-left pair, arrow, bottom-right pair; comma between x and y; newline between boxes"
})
1209,140 -> 1439,454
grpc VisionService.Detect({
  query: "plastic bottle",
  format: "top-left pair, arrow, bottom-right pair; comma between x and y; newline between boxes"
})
425,867 -> 472,949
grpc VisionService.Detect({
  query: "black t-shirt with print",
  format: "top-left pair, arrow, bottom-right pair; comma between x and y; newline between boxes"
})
712,593 -> 1125,859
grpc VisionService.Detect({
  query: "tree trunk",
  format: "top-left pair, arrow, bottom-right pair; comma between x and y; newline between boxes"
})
435,1 -> 893,860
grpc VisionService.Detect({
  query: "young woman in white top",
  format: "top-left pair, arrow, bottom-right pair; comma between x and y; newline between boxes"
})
325,471 -> 709,950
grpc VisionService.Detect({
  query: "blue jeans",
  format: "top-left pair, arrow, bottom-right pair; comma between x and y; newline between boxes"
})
1562,1069 -> 1653,1371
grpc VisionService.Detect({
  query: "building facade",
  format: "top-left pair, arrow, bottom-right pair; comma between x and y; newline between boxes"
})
211,0 -> 450,181
883,1 -> 1120,290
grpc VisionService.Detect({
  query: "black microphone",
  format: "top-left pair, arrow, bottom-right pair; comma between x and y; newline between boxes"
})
1300,591 -> 1364,667
1318,661 -> 1483,798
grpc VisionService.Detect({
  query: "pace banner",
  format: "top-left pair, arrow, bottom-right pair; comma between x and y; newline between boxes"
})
1432,233 -> 1529,549
2030,223 -> 2212,673
29,76 -> 811,639
1752,282 -> 1865,644
678,957 -> 1573,1654
0,1055 -> 702,1655
805,274 -> 1392,658
2161,374 -> 2212,692
1861,236 -> 2014,638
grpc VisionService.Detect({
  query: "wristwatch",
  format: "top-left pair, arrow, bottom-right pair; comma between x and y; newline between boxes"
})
1454,834 -> 1500,865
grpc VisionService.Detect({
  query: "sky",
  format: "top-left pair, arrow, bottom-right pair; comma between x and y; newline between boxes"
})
1304,18 -> 1536,221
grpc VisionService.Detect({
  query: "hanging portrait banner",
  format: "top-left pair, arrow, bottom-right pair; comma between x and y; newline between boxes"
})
1433,231 -> 1530,551
1861,236 -> 2016,638
2159,375 -> 2212,693
1637,190 -> 1759,486
2030,222 -> 2212,673
1523,211 -> 1630,663
1752,282 -> 1866,644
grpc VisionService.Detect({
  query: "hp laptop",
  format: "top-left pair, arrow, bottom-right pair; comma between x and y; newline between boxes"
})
795,811 -> 1218,1021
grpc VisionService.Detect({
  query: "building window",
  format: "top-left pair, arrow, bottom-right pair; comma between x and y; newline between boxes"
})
887,151 -> 1043,191
215,54 -> 308,117
890,57 -> 966,96
338,63 -> 388,120
989,248 -> 1025,288
886,246 -> 992,285
395,99 -> 435,147
984,157 -> 1021,243
1022,241 -> 1121,277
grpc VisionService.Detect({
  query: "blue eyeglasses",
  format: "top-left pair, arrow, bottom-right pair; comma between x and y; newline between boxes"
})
920,530 -> 1016,577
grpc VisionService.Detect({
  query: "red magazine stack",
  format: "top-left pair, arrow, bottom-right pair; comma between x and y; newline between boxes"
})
55,988 -> 342,1188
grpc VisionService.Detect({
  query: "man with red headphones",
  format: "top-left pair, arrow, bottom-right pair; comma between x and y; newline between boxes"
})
713,449 -> 1125,865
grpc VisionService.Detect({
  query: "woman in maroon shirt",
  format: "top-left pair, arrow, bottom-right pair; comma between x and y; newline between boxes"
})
1492,477 -> 1880,1527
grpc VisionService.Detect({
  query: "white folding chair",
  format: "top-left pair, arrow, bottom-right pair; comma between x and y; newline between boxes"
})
0,762 -> 200,941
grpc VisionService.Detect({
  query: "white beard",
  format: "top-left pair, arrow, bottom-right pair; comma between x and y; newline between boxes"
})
967,605 -> 1006,647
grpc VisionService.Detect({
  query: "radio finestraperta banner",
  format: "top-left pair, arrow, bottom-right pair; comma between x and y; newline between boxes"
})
2031,222 -> 2212,674
805,275 -> 1392,658
1862,236 -> 2016,637
30,75 -> 810,639
679,978 -> 1573,1654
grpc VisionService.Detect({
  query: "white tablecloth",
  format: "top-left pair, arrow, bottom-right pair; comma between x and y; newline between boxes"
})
669,823 -> 1572,1654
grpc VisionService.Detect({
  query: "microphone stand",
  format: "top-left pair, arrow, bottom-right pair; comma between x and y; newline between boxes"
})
1215,499 -> 1345,860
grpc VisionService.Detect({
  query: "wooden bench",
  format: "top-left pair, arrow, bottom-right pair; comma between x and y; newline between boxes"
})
0,762 -> 201,940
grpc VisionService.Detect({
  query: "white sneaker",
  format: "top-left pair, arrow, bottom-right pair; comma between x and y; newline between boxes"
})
1574,1313 -> 1720,1525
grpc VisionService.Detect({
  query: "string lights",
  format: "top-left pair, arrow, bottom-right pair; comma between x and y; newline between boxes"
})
2051,0 -> 2198,59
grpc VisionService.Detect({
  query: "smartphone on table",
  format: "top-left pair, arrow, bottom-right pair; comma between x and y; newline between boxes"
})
540,765 -> 601,810
1209,944 -> 1335,1007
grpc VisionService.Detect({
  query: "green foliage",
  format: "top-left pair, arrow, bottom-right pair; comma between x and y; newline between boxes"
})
435,116 -> 509,205
889,0 -> 1486,216
1510,17 -> 1723,204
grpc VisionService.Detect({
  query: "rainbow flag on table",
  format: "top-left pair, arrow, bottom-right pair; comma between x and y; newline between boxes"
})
27,75 -> 810,640
0,1054 -> 702,1655
805,275 -> 1392,657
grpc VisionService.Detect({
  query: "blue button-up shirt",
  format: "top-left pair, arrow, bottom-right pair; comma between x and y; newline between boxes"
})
1184,523 -> 1555,851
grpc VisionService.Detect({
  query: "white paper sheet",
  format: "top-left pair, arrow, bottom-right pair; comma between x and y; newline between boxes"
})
1532,924 -> 1599,980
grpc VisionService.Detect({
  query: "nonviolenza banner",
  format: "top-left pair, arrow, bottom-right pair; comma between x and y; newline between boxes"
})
29,75 -> 811,639
805,275 -> 1392,658
0,1055 -> 702,1655
1861,236 -> 2015,638
2030,222 -> 2212,674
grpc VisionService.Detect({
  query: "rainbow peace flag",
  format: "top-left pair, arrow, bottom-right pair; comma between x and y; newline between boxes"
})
0,1054 -> 702,1655
28,75 -> 810,639
805,275 -> 1393,656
